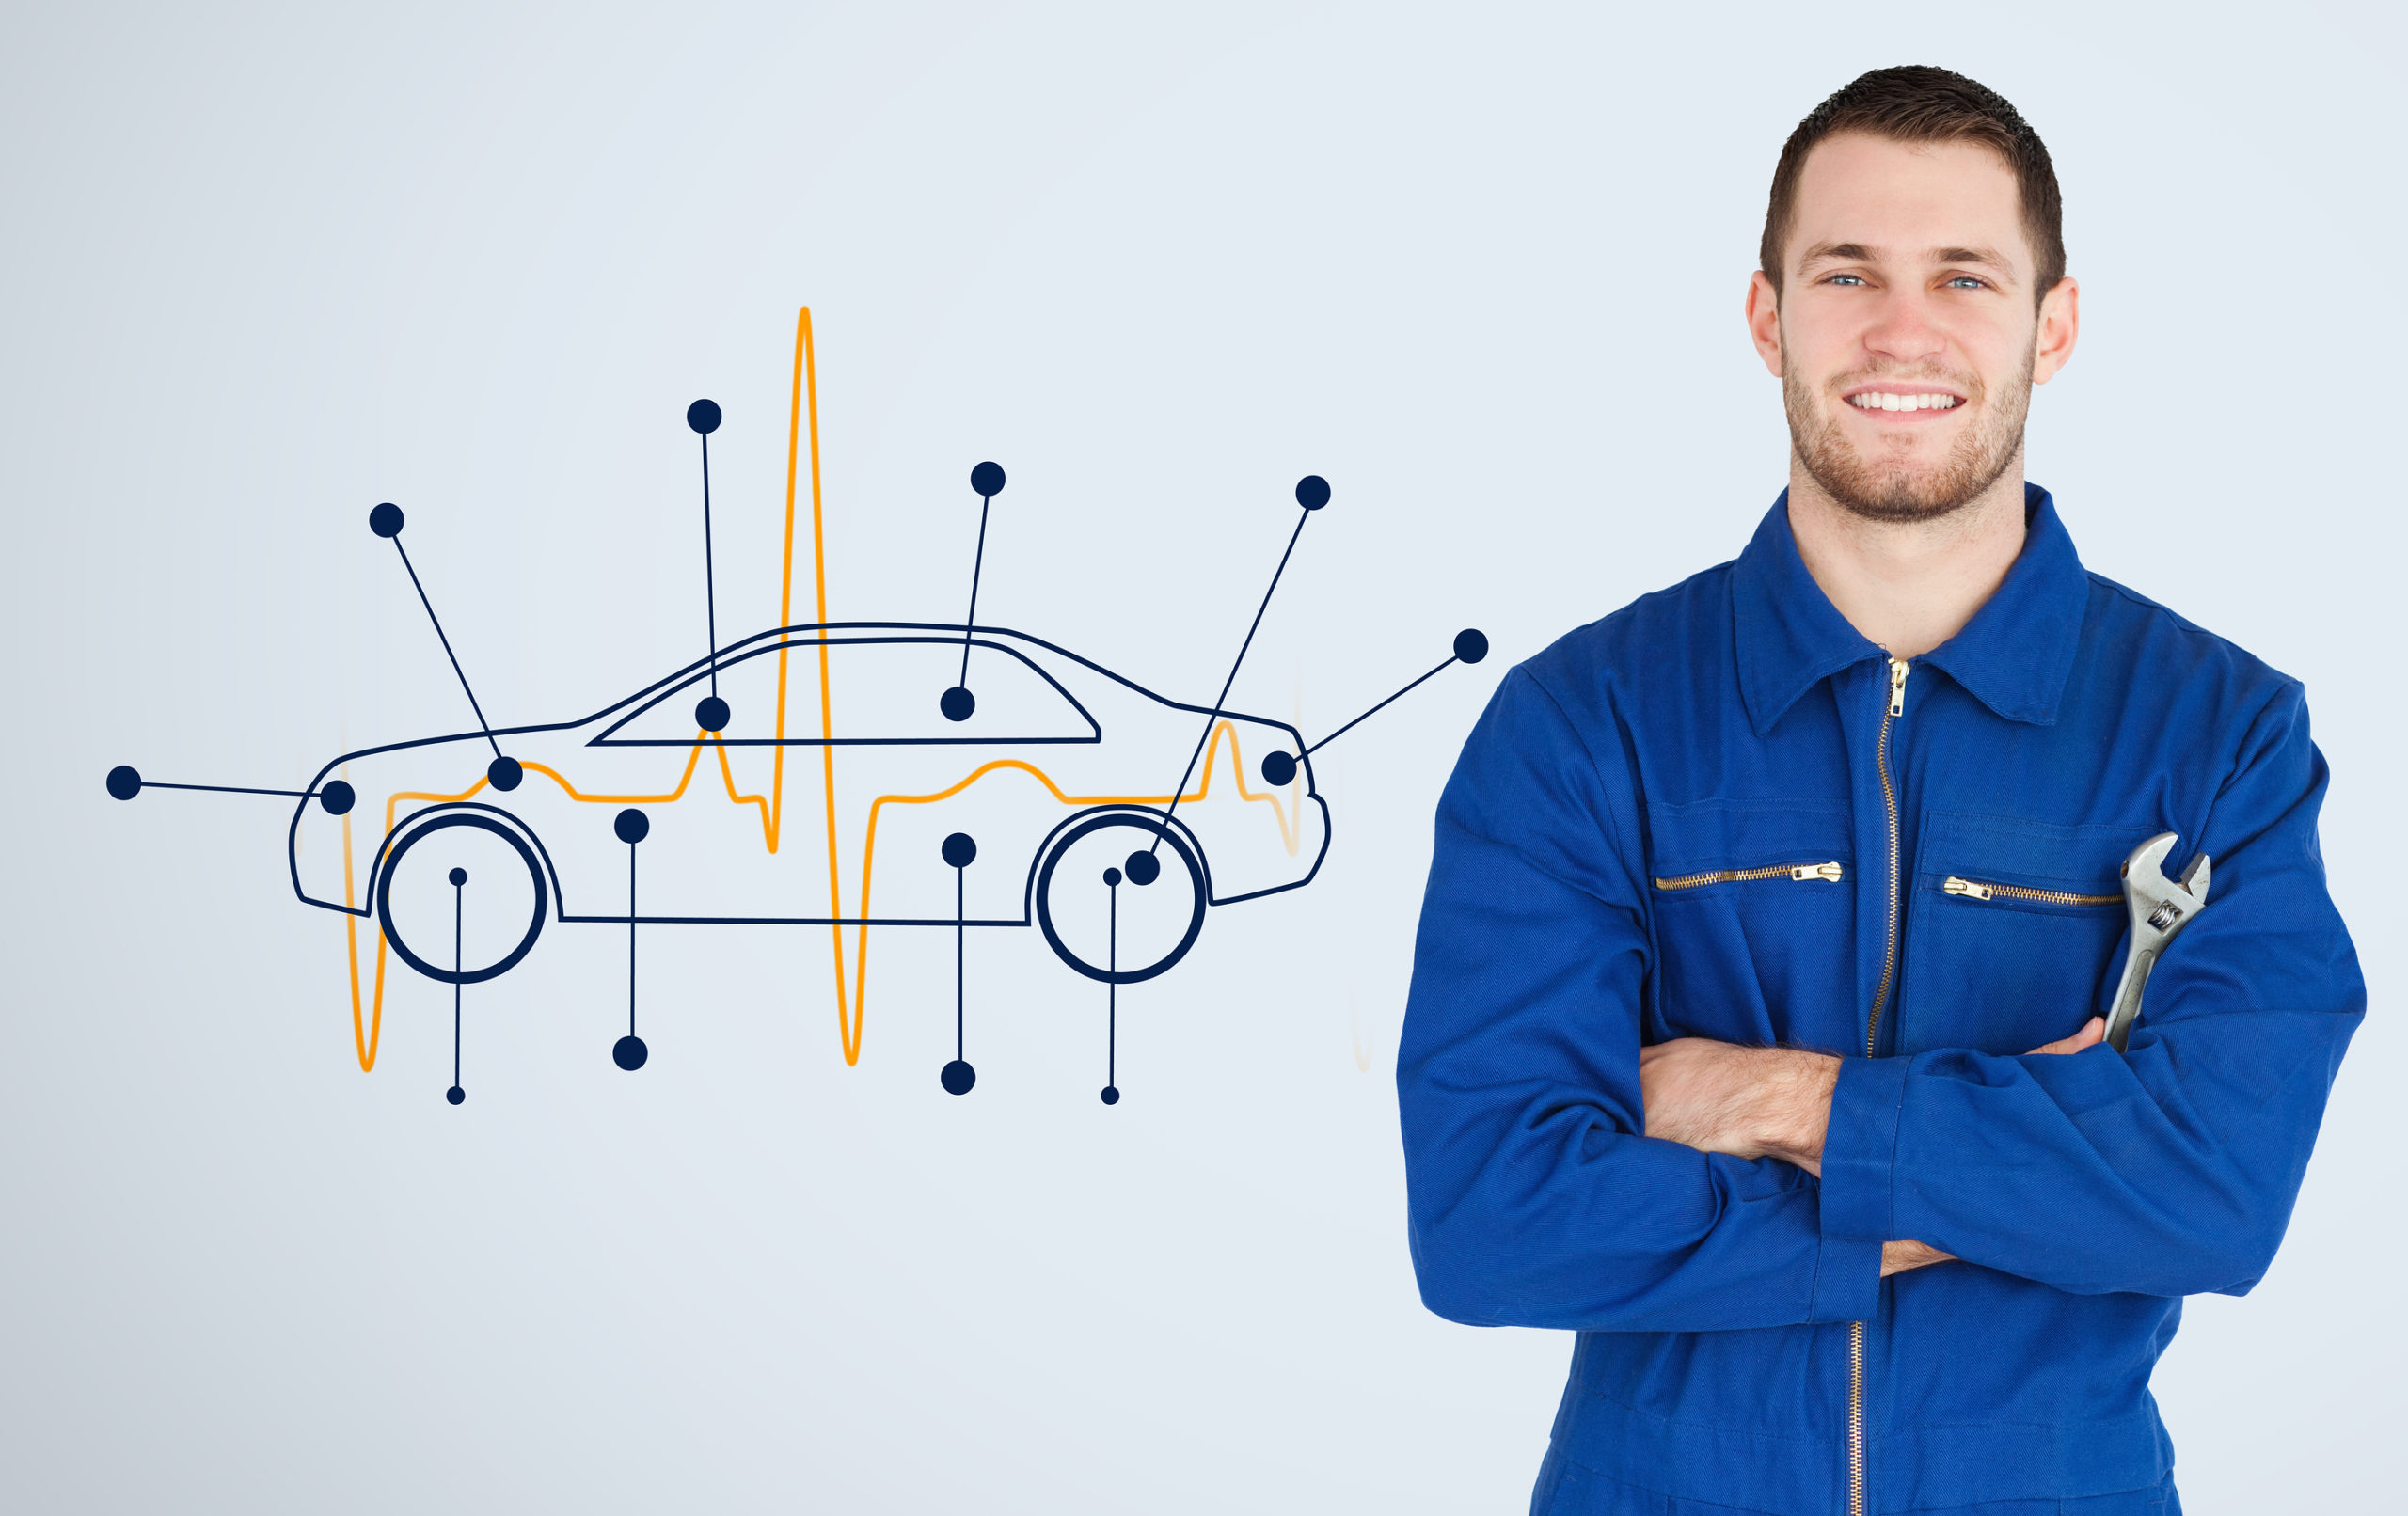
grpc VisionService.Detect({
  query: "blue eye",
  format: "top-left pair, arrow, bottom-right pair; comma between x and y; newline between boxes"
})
1945,276 -> 1987,290
1828,275 -> 1867,287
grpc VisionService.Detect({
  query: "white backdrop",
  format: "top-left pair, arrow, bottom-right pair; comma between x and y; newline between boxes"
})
5,4 -> 2400,1510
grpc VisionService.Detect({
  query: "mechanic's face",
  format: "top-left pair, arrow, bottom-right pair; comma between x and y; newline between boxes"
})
1747,133 -> 2077,524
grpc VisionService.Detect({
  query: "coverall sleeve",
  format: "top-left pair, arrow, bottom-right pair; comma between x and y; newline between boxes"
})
1397,668 -> 1881,1332
1819,683 -> 2364,1297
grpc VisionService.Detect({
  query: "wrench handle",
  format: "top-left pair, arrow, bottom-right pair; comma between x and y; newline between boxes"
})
2104,947 -> 2158,1052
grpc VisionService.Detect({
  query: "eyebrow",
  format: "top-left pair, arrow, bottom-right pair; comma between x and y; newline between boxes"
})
1796,240 -> 2020,284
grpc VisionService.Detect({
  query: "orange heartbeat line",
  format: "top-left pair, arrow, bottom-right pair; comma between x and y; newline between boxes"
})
339,308 -> 1302,1072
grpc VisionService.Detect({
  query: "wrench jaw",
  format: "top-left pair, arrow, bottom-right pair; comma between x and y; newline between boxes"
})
2122,831 -> 2212,918
2120,832 -> 2179,896
2104,832 -> 2212,1052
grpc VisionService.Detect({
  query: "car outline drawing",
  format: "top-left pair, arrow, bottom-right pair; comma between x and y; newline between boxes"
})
295,616 -> 1319,953
288,617 -> 1328,1064
113,306 -> 1480,1085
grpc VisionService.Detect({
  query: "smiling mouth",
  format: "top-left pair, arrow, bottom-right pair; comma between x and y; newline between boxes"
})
1845,389 -> 1965,414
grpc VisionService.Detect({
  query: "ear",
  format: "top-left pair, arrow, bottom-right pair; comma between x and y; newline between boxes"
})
2033,276 -> 2079,384
1745,270 -> 1783,377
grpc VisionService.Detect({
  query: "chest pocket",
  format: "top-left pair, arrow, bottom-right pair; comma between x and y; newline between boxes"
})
1643,797 -> 1855,1049
1898,810 -> 2156,1056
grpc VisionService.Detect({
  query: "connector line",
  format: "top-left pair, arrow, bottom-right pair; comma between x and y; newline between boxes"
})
1307,654 -> 1460,755
1150,504 -> 1311,854
391,537 -> 504,761
141,781 -> 319,799
701,429 -> 721,701
1105,873 -> 1118,1096
626,842 -> 639,1039
957,492 -> 991,688
451,877 -> 465,1095
954,867 -> 965,1063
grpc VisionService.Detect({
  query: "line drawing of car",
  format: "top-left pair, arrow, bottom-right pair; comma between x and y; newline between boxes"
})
293,618 -> 1327,1070
111,306 -> 1481,1095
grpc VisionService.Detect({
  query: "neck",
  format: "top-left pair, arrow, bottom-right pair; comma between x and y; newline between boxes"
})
1784,450 -> 2029,660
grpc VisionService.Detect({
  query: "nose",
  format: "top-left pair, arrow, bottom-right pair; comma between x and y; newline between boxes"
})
1861,286 -> 1947,369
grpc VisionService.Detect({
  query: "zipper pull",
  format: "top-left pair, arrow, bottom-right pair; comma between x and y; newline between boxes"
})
1791,861 -> 1846,882
1943,876 -> 1991,900
1888,656 -> 1910,718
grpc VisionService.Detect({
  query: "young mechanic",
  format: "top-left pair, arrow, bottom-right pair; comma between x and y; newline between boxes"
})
1397,66 -> 2362,1516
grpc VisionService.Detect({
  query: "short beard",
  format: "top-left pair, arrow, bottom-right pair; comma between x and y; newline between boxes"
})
1782,340 -> 2033,526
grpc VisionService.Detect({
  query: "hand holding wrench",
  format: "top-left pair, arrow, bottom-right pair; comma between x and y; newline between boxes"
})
2102,832 -> 2211,1052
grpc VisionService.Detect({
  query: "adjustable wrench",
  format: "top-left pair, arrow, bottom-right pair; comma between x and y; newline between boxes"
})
2102,832 -> 2212,1052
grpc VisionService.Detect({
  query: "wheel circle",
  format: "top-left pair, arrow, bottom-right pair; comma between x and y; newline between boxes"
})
1034,813 -> 1205,985
375,812 -> 549,985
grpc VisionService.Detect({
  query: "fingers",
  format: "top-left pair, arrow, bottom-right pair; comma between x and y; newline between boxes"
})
2027,1016 -> 2106,1056
1879,1240 -> 1957,1276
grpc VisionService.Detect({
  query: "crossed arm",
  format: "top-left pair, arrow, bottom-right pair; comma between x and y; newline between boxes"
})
1398,671 -> 2358,1332
1638,1018 -> 2106,1278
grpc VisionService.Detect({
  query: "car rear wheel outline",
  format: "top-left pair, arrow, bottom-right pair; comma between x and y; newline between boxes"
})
1033,813 -> 1205,985
375,812 -> 550,985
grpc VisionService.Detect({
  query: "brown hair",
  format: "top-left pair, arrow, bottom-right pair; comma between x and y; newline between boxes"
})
1760,66 -> 2065,308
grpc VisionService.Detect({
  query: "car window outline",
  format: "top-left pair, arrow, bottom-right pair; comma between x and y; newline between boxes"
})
588,632 -> 1104,747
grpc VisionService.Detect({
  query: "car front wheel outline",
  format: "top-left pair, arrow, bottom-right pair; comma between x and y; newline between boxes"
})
1033,813 -> 1205,985
374,812 -> 550,985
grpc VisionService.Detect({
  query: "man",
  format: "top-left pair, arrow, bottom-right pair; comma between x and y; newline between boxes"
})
1397,66 -> 2361,1516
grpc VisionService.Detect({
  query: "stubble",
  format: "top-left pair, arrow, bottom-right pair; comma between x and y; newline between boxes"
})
1782,340 -> 2034,525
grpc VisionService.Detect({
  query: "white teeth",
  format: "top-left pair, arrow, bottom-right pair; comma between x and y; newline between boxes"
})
1881,393 -> 1902,411
1850,391 -> 1959,411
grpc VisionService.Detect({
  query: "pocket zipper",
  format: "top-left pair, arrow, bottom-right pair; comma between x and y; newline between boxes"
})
1653,861 -> 1845,891
1941,876 -> 2118,907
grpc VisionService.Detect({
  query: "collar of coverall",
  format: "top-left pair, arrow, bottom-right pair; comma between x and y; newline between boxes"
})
1733,482 -> 2088,736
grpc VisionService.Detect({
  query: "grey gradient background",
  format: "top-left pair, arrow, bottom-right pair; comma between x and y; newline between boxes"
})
4,3 -> 2400,1510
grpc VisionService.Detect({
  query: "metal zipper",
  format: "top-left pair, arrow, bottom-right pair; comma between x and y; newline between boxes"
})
1651,861 -> 1845,891
1850,655 -> 1909,1516
1941,876 -> 2118,907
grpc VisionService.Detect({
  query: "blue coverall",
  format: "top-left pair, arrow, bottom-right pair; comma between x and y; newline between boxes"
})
1397,487 -> 2362,1515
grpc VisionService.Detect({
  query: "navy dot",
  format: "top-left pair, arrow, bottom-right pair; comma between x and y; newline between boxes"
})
318,780 -> 356,815
1101,1085 -> 1120,1105
1294,475 -> 1331,511
614,1034 -> 649,1071
942,832 -> 977,868
487,755 -> 523,792
1453,628 -> 1490,665
1103,866 -> 1122,887
446,1085 -> 466,1105
941,1059 -> 976,1095
1260,750 -> 1297,787
687,399 -> 721,434
370,502 -> 404,538
448,867 -> 467,886
940,686 -> 975,722
970,461 -> 1006,497
614,808 -> 651,845
695,695 -> 731,732
1123,849 -> 1161,887
105,765 -> 142,800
